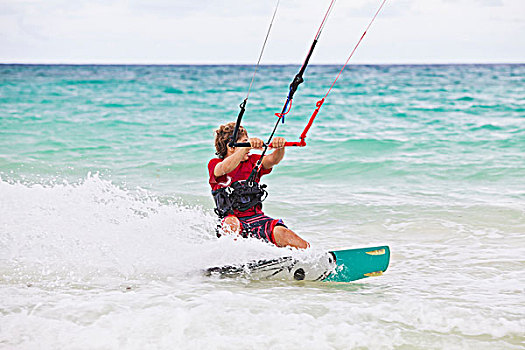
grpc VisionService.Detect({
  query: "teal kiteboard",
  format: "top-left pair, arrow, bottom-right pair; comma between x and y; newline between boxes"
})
205,245 -> 390,283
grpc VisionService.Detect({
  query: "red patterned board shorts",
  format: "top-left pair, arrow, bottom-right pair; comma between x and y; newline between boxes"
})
219,214 -> 287,245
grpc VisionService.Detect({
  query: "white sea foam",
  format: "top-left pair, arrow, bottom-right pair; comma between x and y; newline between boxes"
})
1,176 -> 524,349
0,174 -> 300,285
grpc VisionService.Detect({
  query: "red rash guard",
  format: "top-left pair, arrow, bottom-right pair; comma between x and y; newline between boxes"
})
208,154 -> 272,217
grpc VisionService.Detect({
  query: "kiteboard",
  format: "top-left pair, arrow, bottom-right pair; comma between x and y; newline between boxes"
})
205,245 -> 390,283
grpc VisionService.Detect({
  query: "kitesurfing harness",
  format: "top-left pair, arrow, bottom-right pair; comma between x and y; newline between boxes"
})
212,180 -> 268,218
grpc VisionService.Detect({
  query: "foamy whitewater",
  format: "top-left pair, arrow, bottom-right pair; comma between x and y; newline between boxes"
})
1,64 -> 524,349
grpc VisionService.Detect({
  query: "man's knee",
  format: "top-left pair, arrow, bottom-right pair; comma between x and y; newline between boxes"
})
273,226 -> 310,249
222,216 -> 241,235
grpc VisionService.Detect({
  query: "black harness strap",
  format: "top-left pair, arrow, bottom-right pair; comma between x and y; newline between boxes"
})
229,99 -> 247,148
212,180 -> 268,218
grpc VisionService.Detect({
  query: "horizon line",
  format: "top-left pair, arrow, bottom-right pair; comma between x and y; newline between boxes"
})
1,61 -> 524,66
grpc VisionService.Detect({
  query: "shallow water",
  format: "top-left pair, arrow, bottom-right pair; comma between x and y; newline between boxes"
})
1,64 -> 524,349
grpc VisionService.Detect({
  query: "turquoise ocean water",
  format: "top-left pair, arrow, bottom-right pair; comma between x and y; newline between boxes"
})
1,64 -> 524,348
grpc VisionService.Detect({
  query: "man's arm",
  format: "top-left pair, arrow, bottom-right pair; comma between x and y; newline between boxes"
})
262,137 -> 286,169
214,138 -> 264,177
214,148 -> 249,177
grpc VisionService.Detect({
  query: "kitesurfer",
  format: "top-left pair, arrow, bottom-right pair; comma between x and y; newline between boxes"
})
208,122 -> 310,249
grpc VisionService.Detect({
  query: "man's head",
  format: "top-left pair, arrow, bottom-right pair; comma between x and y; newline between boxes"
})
214,122 -> 248,159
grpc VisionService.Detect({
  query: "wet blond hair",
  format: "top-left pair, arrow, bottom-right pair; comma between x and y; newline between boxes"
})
214,122 -> 247,159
